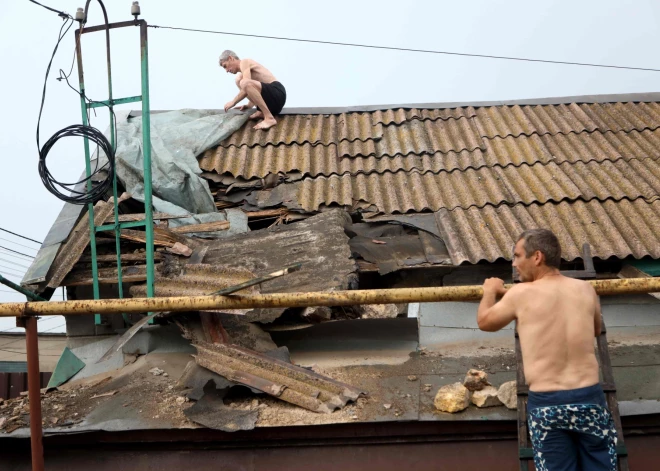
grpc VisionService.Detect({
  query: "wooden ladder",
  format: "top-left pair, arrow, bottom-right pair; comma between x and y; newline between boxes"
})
514,244 -> 629,470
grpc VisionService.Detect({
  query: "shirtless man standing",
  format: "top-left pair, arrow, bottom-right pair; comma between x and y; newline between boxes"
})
219,50 -> 286,130
477,229 -> 617,471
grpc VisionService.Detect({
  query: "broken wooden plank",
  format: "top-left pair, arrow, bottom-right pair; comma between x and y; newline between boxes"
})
245,208 -> 288,219
103,212 -> 186,223
78,253 -> 164,263
170,220 -> 230,234
99,227 -> 190,248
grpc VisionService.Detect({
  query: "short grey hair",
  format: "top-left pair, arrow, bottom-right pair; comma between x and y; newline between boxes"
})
517,229 -> 562,269
219,50 -> 239,63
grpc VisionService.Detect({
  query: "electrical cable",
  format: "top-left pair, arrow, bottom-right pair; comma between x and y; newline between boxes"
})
0,237 -> 38,251
0,249 -> 35,261
149,24 -> 660,73
0,228 -> 42,245
28,0 -> 71,19
0,258 -> 30,270
34,6 -> 115,205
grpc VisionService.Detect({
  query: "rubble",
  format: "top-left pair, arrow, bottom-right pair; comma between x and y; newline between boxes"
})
463,369 -> 490,391
149,367 -> 165,376
433,383 -> 471,413
407,375 -> 418,381
497,381 -> 517,410
471,386 -> 503,408
357,303 -> 399,319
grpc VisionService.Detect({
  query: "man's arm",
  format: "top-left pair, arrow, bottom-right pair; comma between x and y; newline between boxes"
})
224,61 -> 255,111
477,278 -> 518,332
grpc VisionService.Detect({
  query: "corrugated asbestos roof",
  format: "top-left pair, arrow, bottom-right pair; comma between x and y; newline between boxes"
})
294,159 -> 660,213
200,98 -> 660,263
200,129 -> 660,179
434,199 -> 660,264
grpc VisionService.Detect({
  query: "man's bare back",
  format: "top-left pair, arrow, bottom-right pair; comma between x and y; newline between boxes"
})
477,235 -> 601,392
238,59 -> 277,84
509,275 -> 600,391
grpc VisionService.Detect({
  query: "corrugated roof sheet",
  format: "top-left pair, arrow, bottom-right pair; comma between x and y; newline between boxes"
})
474,102 -> 660,138
292,159 -> 660,213
194,341 -> 362,413
434,199 -> 660,264
199,129 -> 660,179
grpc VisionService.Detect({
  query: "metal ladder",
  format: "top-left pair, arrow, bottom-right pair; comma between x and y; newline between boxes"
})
74,1 -> 155,326
514,244 -> 629,470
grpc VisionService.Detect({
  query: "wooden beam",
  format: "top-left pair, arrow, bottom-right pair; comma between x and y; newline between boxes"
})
103,212 -> 186,223
170,220 -> 230,233
78,253 -> 164,263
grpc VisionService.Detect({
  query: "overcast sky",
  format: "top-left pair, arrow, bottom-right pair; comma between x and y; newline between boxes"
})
1,0 -> 659,333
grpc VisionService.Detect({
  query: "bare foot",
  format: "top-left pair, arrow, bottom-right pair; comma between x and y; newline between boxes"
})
249,111 -> 264,121
253,117 -> 277,130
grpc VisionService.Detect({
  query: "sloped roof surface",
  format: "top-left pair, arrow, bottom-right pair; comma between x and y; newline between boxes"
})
200,94 -> 660,263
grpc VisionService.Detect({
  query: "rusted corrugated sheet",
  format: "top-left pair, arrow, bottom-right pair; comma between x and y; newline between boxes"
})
474,102 -> 660,138
434,199 -> 660,264
292,159 -> 660,213
0,372 -> 52,400
200,128 -> 660,179
194,341 -> 362,413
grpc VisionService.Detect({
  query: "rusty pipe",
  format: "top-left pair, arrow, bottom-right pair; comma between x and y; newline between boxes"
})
24,317 -> 44,471
0,277 -> 659,318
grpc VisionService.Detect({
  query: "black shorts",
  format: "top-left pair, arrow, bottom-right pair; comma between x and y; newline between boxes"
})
259,81 -> 286,115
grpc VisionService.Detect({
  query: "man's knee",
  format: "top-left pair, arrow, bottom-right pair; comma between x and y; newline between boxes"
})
239,79 -> 258,91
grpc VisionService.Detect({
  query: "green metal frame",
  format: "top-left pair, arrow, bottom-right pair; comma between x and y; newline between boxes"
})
75,5 -> 155,326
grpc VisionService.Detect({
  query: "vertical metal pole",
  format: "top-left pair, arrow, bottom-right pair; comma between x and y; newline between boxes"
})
103,20 -> 126,308
140,22 -> 155,304
24,317 -> 45,471
75,29 -> 102,325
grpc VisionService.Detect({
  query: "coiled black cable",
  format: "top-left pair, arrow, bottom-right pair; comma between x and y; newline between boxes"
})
35,5 -> 115,205
38,124 -> 115,204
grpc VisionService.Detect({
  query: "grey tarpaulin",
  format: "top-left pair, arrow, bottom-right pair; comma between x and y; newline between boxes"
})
100,109 -> 249,216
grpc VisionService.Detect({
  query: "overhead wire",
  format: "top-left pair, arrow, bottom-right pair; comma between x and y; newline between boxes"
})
0,228 -> 42,245
0,250 -> 35,262
149,24 -> 660,73
0,246 -> 35,259
0,237 -> 39,251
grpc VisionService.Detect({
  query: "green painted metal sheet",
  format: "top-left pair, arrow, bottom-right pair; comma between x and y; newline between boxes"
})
46,347 -> 86,389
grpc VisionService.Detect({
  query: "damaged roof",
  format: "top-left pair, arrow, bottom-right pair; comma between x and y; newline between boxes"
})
201,93 -> 660,264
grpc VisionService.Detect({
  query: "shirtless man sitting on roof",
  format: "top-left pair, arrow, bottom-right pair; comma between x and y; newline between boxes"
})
220,50 -> 287,130
477,229 -> 618,471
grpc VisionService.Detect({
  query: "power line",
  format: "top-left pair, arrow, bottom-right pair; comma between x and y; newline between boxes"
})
0,237 -> 39,251
0,258 -> 30,270
28,0 -> 71,19
149,24 -> 660,73
0,250 -> 35,263
0,228 -> 42,245
0,246 -> 35,259
0,271 -> 24,280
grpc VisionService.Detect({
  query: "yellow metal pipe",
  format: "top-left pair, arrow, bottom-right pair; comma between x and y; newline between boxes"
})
1,277 -> 659,318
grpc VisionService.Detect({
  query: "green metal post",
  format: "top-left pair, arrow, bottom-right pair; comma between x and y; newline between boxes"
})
140,22 -> 156,306
75,30 -> 102,325
0,275 -> 47,302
